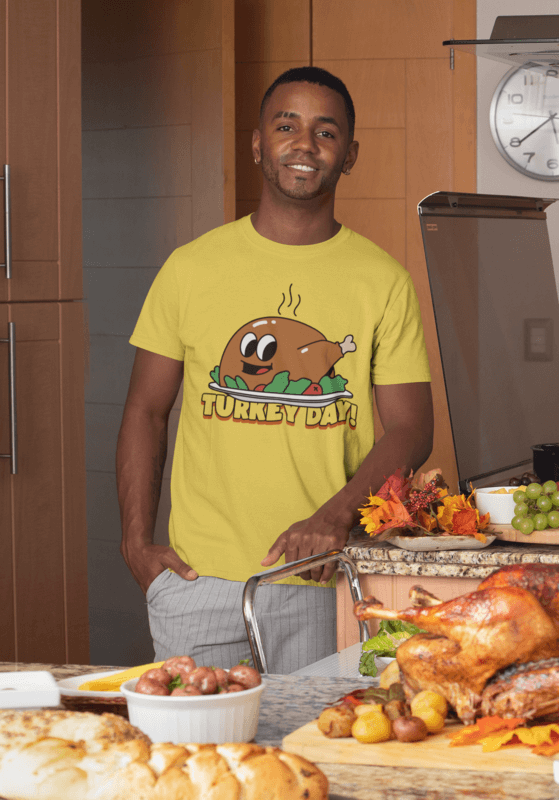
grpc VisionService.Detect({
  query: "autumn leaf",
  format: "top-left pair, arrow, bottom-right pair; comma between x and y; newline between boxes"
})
448,716 -> 524,747
410,468 -> 447,492
417,509 -> 439,532
360,488 -> 414,537
452,509 -> 479,537
376,467 -> 411,502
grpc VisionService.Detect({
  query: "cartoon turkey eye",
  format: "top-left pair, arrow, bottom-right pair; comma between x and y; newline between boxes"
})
240,332 -> 257,357
257,334 -> 277,361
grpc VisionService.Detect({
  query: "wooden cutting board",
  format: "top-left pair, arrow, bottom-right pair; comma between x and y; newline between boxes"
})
282,721 -> 554,774
488,523 -> 559,545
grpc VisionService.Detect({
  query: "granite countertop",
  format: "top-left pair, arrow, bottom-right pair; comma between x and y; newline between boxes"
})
1,663 -> 558,799
344,533 -> 559,579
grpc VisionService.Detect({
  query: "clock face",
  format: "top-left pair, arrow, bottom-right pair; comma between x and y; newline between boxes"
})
490,65 -> 559,181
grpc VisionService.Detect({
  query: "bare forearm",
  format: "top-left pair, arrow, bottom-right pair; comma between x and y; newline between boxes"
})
116,406 -> 168,550
323,422 -> 434,529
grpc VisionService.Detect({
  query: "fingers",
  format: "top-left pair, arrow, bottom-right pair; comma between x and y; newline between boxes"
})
260,537 -> 286,568
163,549 -> 198,581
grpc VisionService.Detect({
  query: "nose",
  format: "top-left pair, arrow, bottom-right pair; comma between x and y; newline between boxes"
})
291,127 -> 318,154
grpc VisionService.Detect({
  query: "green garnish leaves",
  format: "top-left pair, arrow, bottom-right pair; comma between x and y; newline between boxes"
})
358,620 -> 424,677
263,371 -> 289,393
319,374 -> 348,394
210,366 -> 220,382
168,674 -> 185,691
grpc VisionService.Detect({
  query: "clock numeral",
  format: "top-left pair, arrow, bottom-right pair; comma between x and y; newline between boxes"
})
547,159 -> 558,170
524,152 -> 535,163
507,93 -> 523,104
510,138 -> 521,147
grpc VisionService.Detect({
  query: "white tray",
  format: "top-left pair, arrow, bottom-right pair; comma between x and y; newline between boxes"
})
0,671 -> 60,709
291,642 -> 392,680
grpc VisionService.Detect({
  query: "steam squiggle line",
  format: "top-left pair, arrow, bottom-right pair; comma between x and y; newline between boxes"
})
293,294 -> 301,316
287,283 -> 294,307
277,294 -> 286,315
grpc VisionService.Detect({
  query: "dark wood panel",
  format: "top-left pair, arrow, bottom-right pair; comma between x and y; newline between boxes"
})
312,0 -> 452,61
13,339 -> 65,662
3,264 -> 59,303
235,0 -> 310,63
0,308 -> 15,660
8,0 -> 58,263
60,302 -> 89,664
10,303 -> 59,342
59,0 -> 84,300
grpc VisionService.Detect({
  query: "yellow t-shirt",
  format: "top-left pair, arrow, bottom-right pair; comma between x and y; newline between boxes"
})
130,215 -> 431,584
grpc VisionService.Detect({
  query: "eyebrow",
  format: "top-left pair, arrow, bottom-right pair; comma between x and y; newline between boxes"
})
271,111 -> 341,130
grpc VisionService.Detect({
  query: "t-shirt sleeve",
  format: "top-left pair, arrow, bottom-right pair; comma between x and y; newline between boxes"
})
371,274 -> 431,385
129,251 -> 185,361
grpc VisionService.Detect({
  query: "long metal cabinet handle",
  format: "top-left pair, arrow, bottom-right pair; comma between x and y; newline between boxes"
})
242,549 -> 370,674
0,322 -> 17,473
0,165 -> 11,279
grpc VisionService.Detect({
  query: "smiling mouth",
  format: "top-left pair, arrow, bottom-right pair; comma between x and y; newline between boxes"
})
242,361 -> 273,375
286,164 -> 318,173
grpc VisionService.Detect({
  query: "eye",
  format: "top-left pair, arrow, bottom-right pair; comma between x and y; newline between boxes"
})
257,334 -> 277,361
240,332 -> 257,357
318,130 -> 334,138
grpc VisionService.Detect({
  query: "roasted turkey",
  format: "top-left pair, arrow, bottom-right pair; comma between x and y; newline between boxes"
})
354,564 -> 559,723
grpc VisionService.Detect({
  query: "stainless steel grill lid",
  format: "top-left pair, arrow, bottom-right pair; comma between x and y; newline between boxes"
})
444,15 -> 559,68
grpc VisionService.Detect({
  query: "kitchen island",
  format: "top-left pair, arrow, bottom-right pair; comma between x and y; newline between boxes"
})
1,662 -> 557,799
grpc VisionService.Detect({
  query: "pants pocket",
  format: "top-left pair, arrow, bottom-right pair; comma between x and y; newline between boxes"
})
146,569 -> 170,603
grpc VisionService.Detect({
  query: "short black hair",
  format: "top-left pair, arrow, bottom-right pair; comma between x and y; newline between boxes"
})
260,66 -> 356,141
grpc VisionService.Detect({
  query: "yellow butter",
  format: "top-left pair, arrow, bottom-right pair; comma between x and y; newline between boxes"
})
78,661 -> 165,692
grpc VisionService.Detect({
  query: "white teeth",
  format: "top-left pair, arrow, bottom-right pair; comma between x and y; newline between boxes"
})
290,164 -> 316,172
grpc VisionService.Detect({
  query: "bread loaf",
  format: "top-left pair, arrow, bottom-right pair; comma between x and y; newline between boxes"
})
0,710 -> 328,800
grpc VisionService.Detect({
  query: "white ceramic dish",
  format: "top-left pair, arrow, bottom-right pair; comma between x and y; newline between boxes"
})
57,670 -> 124,699
0,671 -> 60,709
121,677 -> 265,744
387,534 -> 496,551
474,486 -> 517,525
208,382 -> 352,408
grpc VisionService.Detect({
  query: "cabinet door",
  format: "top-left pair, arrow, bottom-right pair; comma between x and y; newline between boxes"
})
0,303 -> 88,663
0,0 -> 82,303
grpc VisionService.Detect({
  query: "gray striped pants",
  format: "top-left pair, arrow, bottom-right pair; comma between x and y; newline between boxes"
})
146,570 -> 337,674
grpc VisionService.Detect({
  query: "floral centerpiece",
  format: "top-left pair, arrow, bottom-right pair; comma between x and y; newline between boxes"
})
359,468 -> 491,542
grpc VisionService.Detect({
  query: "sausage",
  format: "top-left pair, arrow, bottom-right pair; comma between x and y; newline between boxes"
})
135,667 -> 172,695
162,655 -> 196,679
187,667 -> 218,695
227,664 -> 261,690
213,667 -> 229,691
226,683 -> 245,693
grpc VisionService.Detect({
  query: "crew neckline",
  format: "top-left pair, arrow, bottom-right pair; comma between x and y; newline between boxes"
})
239,213 -> 351,257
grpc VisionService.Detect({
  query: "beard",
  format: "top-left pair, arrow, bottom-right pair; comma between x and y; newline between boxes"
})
259,145 -> 343,201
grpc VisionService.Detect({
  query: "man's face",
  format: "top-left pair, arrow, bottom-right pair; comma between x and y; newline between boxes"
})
253,81 -> 358,202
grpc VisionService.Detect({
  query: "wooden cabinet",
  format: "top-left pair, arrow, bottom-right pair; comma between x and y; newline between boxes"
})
0,0 -> 88,663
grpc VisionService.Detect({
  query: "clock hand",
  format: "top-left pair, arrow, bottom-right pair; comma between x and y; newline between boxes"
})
515,112 -> 558,145
551,113 -> 559,144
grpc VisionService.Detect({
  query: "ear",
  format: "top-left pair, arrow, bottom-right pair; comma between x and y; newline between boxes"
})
252,129 -> 262,164
342,140 -> 359,174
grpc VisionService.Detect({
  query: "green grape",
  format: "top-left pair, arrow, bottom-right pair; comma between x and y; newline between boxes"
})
519,517 -> 535,535
548,510 -> 559,529
511,515 -> 523,530
543,480 -> 558,495
513,490 -> 527,504
514,502 -> 529,517
526,482 -> 543,500
552,491 -> 559,508
533,513 -> 549,531
537,495 -> 553,513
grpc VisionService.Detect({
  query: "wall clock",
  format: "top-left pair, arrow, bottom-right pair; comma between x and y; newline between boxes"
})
490,64 -> 559,181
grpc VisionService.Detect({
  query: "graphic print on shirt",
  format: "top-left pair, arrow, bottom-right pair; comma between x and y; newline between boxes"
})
202,306 -> 358,429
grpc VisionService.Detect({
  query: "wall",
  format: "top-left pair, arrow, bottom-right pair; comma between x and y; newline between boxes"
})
81,0 -> 233,665
476,1 -> 559,471
235,0 -> 477,492
477,0 -> 559,291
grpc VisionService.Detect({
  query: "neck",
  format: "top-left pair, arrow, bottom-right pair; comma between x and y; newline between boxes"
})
251,188 -> 341,245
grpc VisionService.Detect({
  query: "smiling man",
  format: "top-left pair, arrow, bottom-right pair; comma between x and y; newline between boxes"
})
117,67 -> 433,673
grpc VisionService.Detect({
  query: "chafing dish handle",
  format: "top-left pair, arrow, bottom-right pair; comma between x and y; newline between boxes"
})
242,549 -> 370,674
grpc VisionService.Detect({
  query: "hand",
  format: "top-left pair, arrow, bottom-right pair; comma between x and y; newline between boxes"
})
260,512 -> 352,583
121,542 -> 198,595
